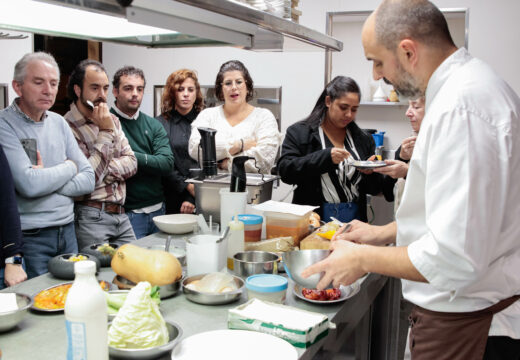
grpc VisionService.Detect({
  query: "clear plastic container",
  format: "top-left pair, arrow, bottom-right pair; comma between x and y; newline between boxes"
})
265,211 -> 310,245
237,214 -> 263,242
245,274 -> 288,303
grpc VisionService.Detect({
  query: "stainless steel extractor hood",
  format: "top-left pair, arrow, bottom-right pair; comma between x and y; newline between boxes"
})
0,0 -> 342,52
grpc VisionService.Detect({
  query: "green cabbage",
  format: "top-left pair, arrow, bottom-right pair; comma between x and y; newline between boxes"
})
108,282 -> 168,349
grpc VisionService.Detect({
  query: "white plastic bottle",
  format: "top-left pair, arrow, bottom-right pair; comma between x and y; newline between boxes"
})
65,260 -> 108,360
227,215 -> 245,270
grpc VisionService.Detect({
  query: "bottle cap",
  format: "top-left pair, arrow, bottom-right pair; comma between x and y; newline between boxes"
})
236,214 -> 263,225
74,260 -> 97,274
246,274 -> 288,293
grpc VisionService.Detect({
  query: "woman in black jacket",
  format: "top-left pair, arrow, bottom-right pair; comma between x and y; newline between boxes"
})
157,69 -> 204,214
277,76 -> 383,222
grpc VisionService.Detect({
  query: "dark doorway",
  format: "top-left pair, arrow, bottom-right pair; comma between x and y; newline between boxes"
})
34,35 -> 101,115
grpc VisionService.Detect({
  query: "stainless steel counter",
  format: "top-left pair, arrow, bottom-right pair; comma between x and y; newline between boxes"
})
0,232 -> 397,359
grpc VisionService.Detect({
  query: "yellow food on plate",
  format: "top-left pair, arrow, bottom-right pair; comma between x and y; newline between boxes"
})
34,281 -> 110,310
68,254 -> 87,262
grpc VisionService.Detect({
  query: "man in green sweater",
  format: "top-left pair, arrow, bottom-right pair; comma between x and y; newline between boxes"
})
110,66 -> 174,238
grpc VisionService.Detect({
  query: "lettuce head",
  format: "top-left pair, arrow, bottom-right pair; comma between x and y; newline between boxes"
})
108,281 -> 168,349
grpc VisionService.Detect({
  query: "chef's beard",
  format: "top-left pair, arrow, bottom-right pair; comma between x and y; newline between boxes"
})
386,61 -> 424,99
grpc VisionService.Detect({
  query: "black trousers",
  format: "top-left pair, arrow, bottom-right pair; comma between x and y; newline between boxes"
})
484,336 -> 520,360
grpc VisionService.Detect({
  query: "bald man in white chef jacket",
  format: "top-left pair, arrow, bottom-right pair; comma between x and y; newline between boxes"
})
302,1 -> 520,359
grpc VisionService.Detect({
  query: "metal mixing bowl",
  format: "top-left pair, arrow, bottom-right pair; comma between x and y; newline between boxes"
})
0,293 -> 32,332
233,251 -> 279,279
182,274 -> 244,305
108,320 -> 182,359
282,249 -> 332,289
147,244 -> 186,267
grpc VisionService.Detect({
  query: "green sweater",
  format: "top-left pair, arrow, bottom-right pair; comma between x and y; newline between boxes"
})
111,109 -> 174,210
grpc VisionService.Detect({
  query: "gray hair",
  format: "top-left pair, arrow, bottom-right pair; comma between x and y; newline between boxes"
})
375,0 -> 455,51
13,52 -> 60,84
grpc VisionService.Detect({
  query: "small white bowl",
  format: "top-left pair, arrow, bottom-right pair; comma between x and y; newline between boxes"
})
153,214 -> 198,234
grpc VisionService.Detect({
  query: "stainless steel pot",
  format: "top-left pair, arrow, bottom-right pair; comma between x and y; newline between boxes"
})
187,173 -> 279,223
233,251 -> 279,279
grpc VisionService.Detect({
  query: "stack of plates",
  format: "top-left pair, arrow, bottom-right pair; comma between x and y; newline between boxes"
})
265,0 -> 291,18
246,0 -> 268,11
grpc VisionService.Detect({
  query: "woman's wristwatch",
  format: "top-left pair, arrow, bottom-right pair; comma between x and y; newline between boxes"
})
5,256 -> 23,265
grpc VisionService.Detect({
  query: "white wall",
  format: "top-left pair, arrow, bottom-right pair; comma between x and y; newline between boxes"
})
0,31 -> 33,103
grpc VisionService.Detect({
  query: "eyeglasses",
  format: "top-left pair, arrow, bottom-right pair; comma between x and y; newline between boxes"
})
222,79 -> 245,88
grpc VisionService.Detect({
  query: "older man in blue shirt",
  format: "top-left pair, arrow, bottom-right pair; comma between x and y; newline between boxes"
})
0,52 -> 94,278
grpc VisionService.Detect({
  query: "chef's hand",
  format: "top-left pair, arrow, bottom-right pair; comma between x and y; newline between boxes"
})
180,201 -> 195,214
330,148 -> 350,165
399,136 -> 417,160
333,220 -> 389,246
4,263 -> 27,287
91,102 -> 115,131
373,159 -> 409,179
301,240 -> 366,289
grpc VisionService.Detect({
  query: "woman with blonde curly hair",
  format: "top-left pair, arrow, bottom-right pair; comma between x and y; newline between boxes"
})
156,69 -> 204,214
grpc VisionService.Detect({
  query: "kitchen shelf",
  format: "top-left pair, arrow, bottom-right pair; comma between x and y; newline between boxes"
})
34,0 -> 343,51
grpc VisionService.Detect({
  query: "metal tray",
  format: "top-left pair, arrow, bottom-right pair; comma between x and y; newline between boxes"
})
182,274 -> 244,305
351,160 -> 388,169
31,280 -> 112,312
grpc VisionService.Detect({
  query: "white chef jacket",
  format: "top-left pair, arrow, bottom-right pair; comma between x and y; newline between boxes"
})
396,48 -> 520,338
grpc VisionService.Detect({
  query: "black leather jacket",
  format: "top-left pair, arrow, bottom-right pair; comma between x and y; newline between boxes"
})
277,119 -> 384,222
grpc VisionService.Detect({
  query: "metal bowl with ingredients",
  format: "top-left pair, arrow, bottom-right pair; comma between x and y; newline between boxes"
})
282,249 -> 332,289
108,319 -> 182,359
0,293 -> 33,332
80,243 -> 119,267
47,253 -> 101,280
233,251 -> 279,279
112,275 -> 183,299
182,274 -> 244,305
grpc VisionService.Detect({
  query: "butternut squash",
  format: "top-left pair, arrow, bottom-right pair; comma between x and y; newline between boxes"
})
111,244 -> 182,286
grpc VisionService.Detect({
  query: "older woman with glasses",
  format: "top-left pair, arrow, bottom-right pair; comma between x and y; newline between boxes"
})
188,60 -> 281,174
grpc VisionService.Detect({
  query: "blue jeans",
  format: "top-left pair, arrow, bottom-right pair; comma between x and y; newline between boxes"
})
127,204 -> 165,239
21,222 -> 78,279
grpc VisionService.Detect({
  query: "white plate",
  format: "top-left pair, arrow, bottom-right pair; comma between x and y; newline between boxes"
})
171,329 -> 298,359
351,160 -> 388,169
293,283 -> 360,304
153,214 -> 198,234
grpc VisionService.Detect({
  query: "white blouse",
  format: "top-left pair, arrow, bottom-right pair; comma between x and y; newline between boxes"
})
188,105 -> 281,174
396,48 -> 520,338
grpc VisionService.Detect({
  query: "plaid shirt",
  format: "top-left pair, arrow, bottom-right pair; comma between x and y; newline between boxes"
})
64,103 -> 137,205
